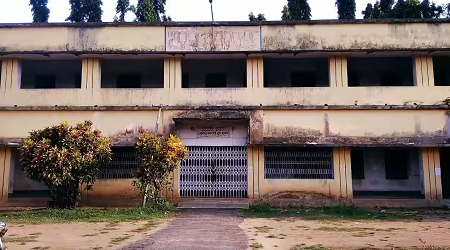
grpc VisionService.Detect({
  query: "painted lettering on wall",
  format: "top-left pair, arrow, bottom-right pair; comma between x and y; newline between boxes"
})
197,126 -> 230,138
166,26 -> 261,52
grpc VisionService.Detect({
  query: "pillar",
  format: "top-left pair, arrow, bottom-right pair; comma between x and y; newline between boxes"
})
333,147 -> 353,200
0,147 -> 12,205
329,56 -> 348,88
421,148 -> 442,201
247,56 -> 264,89
81,58 -> 101,106
248,146 -> 263,199
414,55 -> 435,87
164,57 -> 181,106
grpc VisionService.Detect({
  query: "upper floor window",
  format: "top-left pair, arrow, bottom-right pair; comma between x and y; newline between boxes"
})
264,57 -> 329,87
101,59 -> 164,88
182,58 -> 246,88
348,57 -> 414,87
21,59 -> 82,89
433,56 -> 450,86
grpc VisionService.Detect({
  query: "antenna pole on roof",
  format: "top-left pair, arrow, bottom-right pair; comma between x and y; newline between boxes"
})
209,0 -> 215,23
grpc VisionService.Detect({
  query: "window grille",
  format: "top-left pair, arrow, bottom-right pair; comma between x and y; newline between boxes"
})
264,147 -> 334,179
99,147 -> 139,179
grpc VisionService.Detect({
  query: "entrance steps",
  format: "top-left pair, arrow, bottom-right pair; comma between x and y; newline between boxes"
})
177,198 -> 250,209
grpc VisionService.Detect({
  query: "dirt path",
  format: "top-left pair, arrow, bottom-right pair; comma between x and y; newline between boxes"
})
4,220 -> 168,250
241,215 -> 450,250
120,209 -> 249,250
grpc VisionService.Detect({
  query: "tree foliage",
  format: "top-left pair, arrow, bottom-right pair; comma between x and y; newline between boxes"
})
134,134 -> 187,207
19,120 -> 112,209
362,0 -> 444,19
114,0 -> 130,22
30,0 -> 50,23
132,0 -> 170,22
248,12 -> 267,21
281,0 -> 311,21
66,0 -> 103,22
336,0 -> 356,19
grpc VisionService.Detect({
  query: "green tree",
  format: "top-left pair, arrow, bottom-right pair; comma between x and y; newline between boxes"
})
281,5 -> 290,20
336,0 -> 356,19
283,0 -> 311,20
30,0 -> 50,23
114,0 -> 130,22
19,120 -> 112,209
67,0 -> 103,22
363,0 -> 444,18
134,134 -> 187,207
132,0 -> 170,22
248,12 -> 267,21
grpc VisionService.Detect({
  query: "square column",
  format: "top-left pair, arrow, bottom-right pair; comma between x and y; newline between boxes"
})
329,56 -> 348,88
333,147 -> 353,199
421,148 -> 442,201
247,56 -> 264,89
414,55 -> 435,87
0,147 -> 12,205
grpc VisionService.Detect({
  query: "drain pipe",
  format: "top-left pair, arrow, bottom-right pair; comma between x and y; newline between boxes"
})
154,106 -> 162,136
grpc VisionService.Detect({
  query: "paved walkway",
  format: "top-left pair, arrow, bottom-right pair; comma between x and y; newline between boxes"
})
120,209 -> 249,250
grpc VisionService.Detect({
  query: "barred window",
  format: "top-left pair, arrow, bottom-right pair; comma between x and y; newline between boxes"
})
99,147 -> 139,179
264,147 -> 334,179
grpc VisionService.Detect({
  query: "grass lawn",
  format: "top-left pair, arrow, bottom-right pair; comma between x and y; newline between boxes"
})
0,204 -> 176,225
239,203 -> 422,221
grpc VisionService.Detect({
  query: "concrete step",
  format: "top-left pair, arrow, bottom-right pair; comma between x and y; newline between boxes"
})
178,198 -> 249,209
353,199 -> 441,208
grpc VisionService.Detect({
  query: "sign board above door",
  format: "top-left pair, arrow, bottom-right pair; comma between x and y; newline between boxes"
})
197,126 -> 230,138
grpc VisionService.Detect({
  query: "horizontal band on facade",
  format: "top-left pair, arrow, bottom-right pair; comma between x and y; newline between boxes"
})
0,105 -> 448,111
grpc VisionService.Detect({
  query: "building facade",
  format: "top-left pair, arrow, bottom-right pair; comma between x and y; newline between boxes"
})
0,20 -> 450,207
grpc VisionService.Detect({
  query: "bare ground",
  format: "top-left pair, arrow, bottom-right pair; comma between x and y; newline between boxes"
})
4,219 -> 168,250
241,213 -> 450,250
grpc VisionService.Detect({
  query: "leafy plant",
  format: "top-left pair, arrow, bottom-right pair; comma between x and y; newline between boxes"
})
134,134 -> 187,207
19,120 -> 112,209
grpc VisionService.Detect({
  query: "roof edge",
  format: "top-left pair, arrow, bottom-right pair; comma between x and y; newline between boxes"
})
1,18 -> 450,28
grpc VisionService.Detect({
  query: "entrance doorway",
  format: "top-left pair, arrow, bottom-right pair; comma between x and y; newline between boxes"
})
440,148 -> 450,199
179,146 -> 248,198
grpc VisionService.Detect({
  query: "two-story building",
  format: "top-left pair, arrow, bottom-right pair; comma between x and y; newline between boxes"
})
0,19 -> 450,207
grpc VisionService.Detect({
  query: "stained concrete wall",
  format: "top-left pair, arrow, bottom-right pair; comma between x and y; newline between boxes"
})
352,148 -> 422,192
0,26 -> 165,52
2,22 -> 450,53
261,23 -> 450,51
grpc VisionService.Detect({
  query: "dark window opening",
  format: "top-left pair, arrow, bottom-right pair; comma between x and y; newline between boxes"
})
205,73 -> 227,88
264,147 -> 334,179
292,71 -> 317,87
433,56 -> 450,86
182,59 -> 246,88
348,57 -> 414,87
117,74 -> 141,88
21,60 -> 82,89
101,59 -> 164,88
264,58 -> 329,87
99,147 -> 139,179
351,149 -> 365,180
35,75 -> 56,89
385,149 -> 409,180
182,73 -> 189,88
